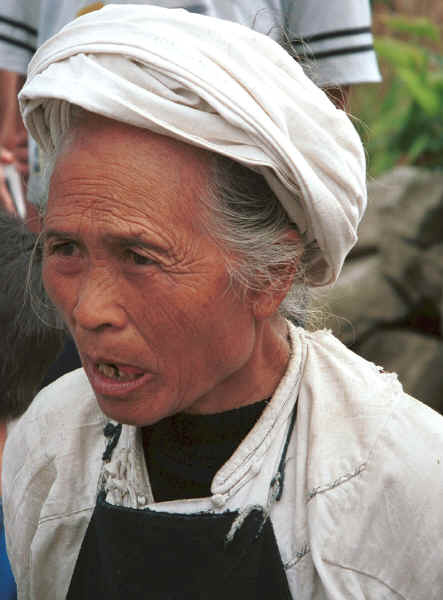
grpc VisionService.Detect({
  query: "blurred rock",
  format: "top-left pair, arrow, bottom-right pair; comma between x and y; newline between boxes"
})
353,166 -> 423,256
421,244 -> 443,304
380,237 -> 424,304
324,166 -> 443,413
380,240 -> 443,308
322,256 -> 408,346
380,169 -> 443,246
356,330 -> 443,414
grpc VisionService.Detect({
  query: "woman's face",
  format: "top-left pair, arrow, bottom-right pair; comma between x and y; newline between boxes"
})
43,115 -> 261,426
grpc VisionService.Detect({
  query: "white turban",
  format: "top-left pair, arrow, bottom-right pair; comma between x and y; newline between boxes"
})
19,4 -> 366,286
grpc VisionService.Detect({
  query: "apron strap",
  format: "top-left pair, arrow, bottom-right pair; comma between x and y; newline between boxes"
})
272,399 -> 298,502
102,422 -> 122,461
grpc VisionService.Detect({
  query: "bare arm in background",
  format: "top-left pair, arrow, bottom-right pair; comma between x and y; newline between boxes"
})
0,70 -> 28,214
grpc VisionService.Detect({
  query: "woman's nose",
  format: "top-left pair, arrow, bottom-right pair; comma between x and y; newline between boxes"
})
72,268 -> 127,332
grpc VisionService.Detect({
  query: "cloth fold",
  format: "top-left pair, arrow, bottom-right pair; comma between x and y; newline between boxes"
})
19,4 -> 367,286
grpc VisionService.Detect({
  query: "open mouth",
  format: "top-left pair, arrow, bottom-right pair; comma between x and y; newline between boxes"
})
83,355 -> 153,398
96,362 -> 145,382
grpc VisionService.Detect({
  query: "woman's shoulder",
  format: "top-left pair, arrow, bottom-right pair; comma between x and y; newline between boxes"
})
299,325 -> 443,445
4,368 -> 104,483
2,369 -> 105,598
297,324 -> 443,490
294,327 -> 443,598
19,367 -> 99,424
309,389 -> 443,599
292,324 -> 406,410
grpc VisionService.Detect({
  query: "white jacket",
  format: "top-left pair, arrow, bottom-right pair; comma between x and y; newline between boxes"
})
3,324 -> 443,599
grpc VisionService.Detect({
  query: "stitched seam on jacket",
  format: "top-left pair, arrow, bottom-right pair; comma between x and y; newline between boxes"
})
307,383 -> 405,502
307,462 -> 366,501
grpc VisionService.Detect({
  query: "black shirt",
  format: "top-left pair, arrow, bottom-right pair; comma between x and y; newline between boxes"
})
142,400 -> 268,502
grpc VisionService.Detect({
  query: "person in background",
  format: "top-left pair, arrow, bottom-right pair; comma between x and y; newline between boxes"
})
0,70 -> 29,217
3,7 -> 443,599
0,0 -> 380,212
0,212 -> 65,599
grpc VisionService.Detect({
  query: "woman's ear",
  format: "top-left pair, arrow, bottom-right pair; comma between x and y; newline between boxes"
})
250,228 -> 303,320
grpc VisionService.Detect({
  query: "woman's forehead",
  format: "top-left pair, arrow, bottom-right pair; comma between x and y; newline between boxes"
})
56,112 -> 211,180
47,114 -> 212,232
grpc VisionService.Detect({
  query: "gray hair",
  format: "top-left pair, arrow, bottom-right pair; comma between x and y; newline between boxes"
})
205,155 -> 311,325
39,105 -> 313,326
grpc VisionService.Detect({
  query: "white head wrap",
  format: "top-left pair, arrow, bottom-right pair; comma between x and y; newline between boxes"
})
20,4 -> 366,286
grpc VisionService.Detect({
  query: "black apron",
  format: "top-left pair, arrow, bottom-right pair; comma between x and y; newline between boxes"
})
67,410 -> 297,599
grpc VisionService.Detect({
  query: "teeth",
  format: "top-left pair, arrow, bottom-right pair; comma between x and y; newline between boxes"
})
97,363 -> 120,379
96,362 -> 140,381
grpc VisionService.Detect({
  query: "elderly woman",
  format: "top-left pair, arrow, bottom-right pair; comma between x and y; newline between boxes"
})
3,6 -> 443,600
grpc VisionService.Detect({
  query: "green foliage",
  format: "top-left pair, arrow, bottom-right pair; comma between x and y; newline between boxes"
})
382,14 -> 440,41
353,15 -> 442,176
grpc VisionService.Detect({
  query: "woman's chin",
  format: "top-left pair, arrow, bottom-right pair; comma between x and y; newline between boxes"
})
94,390 -> 172,427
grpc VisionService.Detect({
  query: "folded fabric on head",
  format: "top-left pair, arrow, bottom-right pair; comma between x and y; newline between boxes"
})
19,4 -> 366,286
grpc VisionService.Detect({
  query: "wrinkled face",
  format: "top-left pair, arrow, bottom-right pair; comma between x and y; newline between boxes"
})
43,115 -> 259,426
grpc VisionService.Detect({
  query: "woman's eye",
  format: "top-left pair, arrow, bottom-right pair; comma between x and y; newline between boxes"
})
49,241 -> 79,257
126,250 -> 154,266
